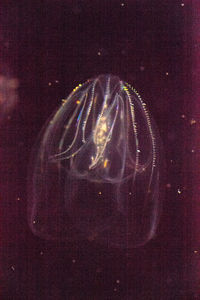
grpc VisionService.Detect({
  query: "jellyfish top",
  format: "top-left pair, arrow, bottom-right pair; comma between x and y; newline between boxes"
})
46,73 -> 157,187
71,74 -> 124,105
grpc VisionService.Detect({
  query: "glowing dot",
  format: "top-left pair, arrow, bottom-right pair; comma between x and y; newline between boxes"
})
48,82 -> 52,86
16,197 -> 20,201
114,287 -> 117,292
104,159 -> 108,168
97,51 -> 101,56
55,80 -> 59,83
140,66 -> 145,71
181,114 -> 186,119
76,100 -> 80,104
190,119 -> 197,125
11,266 -> 15,271
72,259 -> 76,263
137,149 -> 141,153
166,183 -> 171,189
129,192 -> 132,195
33,220 -> 36,224
181,3 -> 184,7
116,279 -> 120,284
191,149 -> 195,153
98,191 -> 102,195
121,3 -> 125,7
177,189 -> 182,194
165,72 -> 169,76
194,250 -> 198,254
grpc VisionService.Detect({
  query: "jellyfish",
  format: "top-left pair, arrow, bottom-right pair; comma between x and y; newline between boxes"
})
27,74 -> 163,248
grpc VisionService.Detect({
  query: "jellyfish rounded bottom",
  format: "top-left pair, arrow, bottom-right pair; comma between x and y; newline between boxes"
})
28,163 -> 160,248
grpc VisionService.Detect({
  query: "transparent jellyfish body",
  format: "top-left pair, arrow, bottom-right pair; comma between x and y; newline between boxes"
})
27,74 -> 163,248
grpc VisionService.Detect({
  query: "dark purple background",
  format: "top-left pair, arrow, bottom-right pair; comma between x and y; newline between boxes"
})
0,0 -> 198,299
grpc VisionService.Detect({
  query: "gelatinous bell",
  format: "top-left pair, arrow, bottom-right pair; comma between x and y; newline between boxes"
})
27,74 -> 163,248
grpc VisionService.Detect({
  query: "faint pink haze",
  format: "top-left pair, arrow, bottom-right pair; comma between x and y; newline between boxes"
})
0,74 -> 19,123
